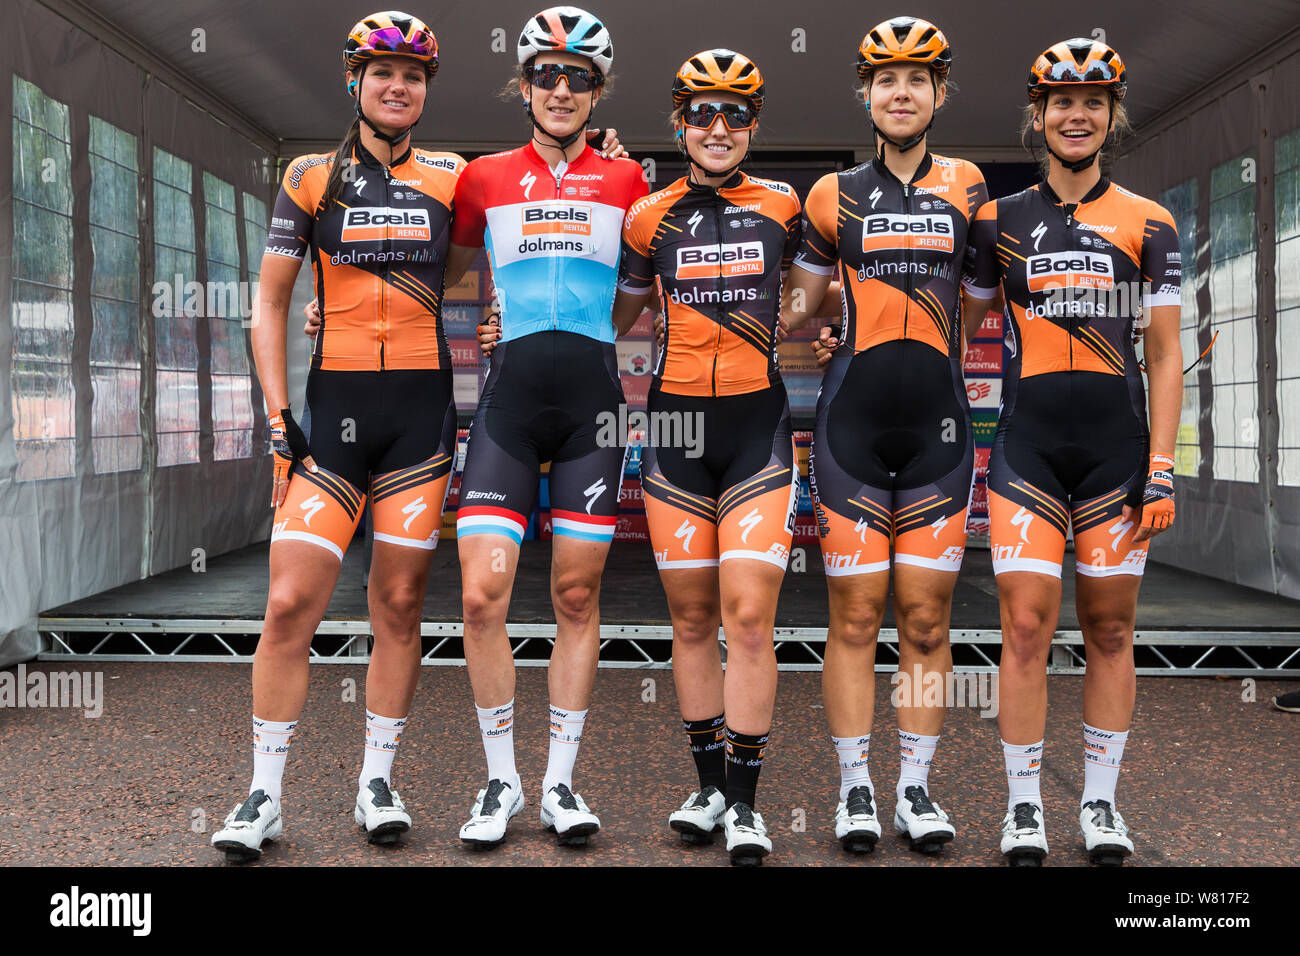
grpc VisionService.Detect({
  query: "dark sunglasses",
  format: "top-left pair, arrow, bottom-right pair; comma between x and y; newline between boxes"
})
681,101 -> 756,132
525,63 -> 603,92
365,26 -> 437,57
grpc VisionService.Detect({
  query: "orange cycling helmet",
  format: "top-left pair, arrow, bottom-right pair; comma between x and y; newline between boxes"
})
344,12 -> 439,148
856,16 -> 951,80
1027,38 -> 1127,173
1027,37 -> 1126,101
344,11 -> 439,83
672,49 -> 765,115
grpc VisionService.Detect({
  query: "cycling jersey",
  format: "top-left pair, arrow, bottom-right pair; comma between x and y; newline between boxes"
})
266,142 -> 463,371
617,172 -> 801,396
795,152 -> 987,358
964,177 -> 1181,577
451,142 -> 648,343
798,153 -> 985,576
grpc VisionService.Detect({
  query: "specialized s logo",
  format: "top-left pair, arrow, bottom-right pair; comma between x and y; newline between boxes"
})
861,213 -> 954,253
738,508 -> 763,544
520,204 -> 592,236
675,241 -> 764,280
868,186 -> 883,209
583,478 -> 606,515
688,210 -> 703,237
1026,251 -> 1114,292
674,519 -> 696,554
340,207 -> 431,242
401,496 -> 427,533
299,494 -> 326,527
1031,220 -> 1047,251
519,170 -> 537,199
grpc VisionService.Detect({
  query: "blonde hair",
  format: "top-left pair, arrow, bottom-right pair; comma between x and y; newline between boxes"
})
1020,95 -> 1131,176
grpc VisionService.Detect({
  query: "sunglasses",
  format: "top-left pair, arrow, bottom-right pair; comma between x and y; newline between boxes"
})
681,101 -> 756,132
365,26 -> 437,57
525,63 -> 603,93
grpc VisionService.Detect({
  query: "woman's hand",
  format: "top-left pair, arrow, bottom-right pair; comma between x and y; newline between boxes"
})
590,127 -> 627,160
810,325 -> 840,367
477,312 -> 502,357
303,299 -> 321,337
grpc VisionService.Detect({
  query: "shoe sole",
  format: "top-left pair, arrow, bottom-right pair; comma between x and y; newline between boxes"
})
1087,843 -> 1132,866
1005,846 -> 1046,866
728,843 -> 769,866
544,820 -> 600,846
1271,699 -> 1300,713
360,819 -> 410,845
902,830 -> 953,854
839,828 -> 880,854
213,838 -> 269,864
670,819 -> 719,845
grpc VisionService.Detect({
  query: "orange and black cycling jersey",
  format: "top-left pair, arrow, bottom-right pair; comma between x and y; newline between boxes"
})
265,141 -> 464,371
618,172 -> 802,397
795,152 -> 987,360
963,177 -> 1181,379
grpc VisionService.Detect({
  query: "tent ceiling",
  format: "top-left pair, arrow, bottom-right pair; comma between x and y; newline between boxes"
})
74,0 -> 1300,155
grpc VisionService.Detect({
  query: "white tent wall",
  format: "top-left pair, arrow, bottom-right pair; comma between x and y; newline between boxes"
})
0,0 -> 278,665
1112,39 -> 1300,599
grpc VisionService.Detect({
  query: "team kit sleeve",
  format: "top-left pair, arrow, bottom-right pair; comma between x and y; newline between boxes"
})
962,199 -> 1001,301
264,154 -> 326,260
793,173 -> 838,276
617,196 -> 658,295
781,190 -> 804,273
449,159 -> 488,248
1139,203 -> 1182,310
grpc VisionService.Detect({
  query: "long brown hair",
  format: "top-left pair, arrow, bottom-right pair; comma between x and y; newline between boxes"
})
321,117 -> 362,207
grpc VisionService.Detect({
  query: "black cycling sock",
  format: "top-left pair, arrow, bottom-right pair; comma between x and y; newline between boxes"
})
724,728 -> 769,809
683,715 -> 727,792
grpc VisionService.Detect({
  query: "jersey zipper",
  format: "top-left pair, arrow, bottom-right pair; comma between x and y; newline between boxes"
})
901,180 -> 912,340
552,161 -> 565,332
1062,201 -> 1077,371
711,195 -> 725,398
379,161 -> 391,370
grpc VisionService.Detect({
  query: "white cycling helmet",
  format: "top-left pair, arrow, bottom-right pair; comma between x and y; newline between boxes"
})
517,6 -> 613,78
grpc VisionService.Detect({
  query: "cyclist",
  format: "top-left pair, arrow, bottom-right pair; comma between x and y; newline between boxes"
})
962,38 -> 1182,865
782,17 -> 990,856
607,50 -> 803,865
212,12 -> 467,861
448,6 -> 648,848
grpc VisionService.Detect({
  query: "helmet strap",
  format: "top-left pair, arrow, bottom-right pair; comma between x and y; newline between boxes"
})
678,127 -> 749,185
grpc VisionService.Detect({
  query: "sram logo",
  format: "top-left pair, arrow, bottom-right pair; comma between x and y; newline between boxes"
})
861,213 -> 954,253
340,206 -> 430,242
520,203 -> 592,236
675,241 -> 765,280
1026,251 -> 1114,292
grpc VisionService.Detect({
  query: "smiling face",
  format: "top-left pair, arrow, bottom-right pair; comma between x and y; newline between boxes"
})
521,51 -> 602,141
349,55 -> 428,135
867,65 -> 945,142
677,91 -> 754,177
1035,84 -> 1112,163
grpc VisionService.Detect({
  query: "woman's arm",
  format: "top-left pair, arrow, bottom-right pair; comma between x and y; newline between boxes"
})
781,264 -> 833,335
612,288 -> 652,338
1128,303 -> 1182,541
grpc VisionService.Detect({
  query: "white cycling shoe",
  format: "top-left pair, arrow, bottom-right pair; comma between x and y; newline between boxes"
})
1000,802 -> 1048,866
669,785 -> 726,844
212,789 -> 282,863
459,778 -> 525,847
354,777 -> 411,845
1080,799 -> 1133,866
834,785 -> 882,854
723,803 -> 771,866
894,785 -> 955,854
540,783 -> 601,846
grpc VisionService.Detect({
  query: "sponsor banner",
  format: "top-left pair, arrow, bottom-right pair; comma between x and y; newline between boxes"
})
977,308 -> 1002,340
963,342 -> 1002,375
617,340 -> 653,377
972,411 -> 998,444
444,270 -> 480,302
618,477 -> 645,509
974,446 -> 990,478
442,304 -> 481,336
791,516 -> 820,545
621,371 -> 650,407
624,442 -> 643,477
970,478 -> 988,513
452,369 -> 480,409
447,337 -> 482,368
967,516 -> 990,538
629,308 -> 655,338
778,342 -> 821,374
965,377 -> 1002,410
783,374 -> 821,418
615,513 -> 650,541
796,476 -> 814,515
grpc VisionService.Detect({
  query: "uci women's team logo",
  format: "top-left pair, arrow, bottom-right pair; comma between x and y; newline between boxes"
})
520,203 -> 593,236
340,207 -> 431,242
860,213 -> 954,253
675,241 -> 765,280
1026,251 -> 1114,292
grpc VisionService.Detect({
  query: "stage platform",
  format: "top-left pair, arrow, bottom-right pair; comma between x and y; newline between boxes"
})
1,660 -> 1296,866
36,540 -> 1300,676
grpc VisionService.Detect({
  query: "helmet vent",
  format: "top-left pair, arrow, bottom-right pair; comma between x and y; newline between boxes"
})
714,52 -> 735,72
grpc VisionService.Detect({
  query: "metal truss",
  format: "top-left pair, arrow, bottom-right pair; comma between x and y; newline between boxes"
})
36,618 -> 1300,677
